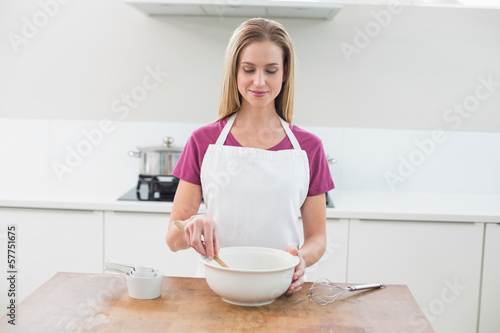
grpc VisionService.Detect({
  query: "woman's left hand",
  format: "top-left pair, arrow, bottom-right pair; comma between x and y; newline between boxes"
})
284,245 -> 306,296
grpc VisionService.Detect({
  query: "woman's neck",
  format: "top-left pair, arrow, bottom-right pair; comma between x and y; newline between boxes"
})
236,103 -> 281,129
230,102 -> 286,149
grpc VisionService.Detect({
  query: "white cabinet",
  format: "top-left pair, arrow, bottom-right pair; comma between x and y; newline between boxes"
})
479,223 -> 500,333
347,219 -> 483,333
0,208 -> 103,314
299,218 -> 349,283
104,211 -> 199,278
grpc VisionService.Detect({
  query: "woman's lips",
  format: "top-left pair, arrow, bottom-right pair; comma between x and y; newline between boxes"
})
250,90 -> 267,97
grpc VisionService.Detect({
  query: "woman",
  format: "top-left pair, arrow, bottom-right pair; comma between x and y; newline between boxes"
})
166,18 -> 334,296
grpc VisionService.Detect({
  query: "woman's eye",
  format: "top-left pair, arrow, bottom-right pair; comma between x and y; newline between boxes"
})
242,68 -> 277,74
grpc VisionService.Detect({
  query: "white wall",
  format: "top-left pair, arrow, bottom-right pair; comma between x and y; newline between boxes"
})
1,0 -> 500,131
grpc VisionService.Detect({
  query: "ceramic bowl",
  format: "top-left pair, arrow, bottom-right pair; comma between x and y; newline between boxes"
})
200,247 -> 300,306
125,269 -> 163,299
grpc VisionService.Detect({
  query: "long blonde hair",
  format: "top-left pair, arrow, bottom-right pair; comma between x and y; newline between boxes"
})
217,18 -> 295,123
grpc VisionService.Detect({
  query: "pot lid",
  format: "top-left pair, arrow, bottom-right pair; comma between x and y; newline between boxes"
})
139,137 -> 183,153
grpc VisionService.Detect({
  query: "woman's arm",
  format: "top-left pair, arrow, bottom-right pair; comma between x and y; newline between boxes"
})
166,179 -> 220,260
285,193 -> 326,295
300,193 -> 327,267
166,180 -> 202,252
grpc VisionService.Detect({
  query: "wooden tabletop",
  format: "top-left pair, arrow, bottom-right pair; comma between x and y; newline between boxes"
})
0,272 -> 433,332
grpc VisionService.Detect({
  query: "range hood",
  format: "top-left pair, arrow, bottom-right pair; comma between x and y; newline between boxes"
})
124,0 -> 343,20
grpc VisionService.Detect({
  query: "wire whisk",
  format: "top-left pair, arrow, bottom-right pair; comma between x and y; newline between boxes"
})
308,278 -> 385,305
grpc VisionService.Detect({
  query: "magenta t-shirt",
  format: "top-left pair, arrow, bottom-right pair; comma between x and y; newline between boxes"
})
172,119 -> 334,196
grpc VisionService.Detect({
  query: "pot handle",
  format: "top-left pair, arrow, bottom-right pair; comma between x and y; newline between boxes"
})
326,155 -> 337,165
163,136 -> 175,147
128,149 -> 142,158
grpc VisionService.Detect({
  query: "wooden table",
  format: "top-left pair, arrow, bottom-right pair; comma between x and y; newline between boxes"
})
1,272 -> 433,332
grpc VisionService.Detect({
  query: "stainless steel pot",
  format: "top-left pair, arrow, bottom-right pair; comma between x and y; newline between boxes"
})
129,137 -> 183,176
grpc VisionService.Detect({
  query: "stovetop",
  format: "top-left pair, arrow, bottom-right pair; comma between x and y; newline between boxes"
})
118,175 -> 178,202
118,186 -> 176,202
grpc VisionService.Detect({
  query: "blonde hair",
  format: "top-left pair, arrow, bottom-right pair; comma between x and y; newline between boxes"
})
217,18 -> 295,123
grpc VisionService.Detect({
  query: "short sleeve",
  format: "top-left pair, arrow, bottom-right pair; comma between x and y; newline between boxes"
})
172,133 -> 203,185
307,141 -> 335,196
171,121 -> 224,185
290,125 -> 334,196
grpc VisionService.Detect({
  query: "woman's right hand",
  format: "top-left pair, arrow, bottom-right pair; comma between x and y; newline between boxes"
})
181,214 -> 220,261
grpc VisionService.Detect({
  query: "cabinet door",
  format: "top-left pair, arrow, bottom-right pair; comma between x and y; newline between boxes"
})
298,218 -> 349,283
479,223 -> 500,333
104,211 -> 199,278
348,219 -> 483,333
0,208 -> 103,313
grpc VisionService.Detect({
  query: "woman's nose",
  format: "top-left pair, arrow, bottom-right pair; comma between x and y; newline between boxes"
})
253,71 -> 265,87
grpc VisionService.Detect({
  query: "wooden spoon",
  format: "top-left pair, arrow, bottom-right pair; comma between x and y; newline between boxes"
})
173,221 -> 228,268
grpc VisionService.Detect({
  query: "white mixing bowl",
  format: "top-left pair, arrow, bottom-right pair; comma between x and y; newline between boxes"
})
200,247 -> 300,306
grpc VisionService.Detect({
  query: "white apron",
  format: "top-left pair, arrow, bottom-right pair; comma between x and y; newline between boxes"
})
200,112 -> 310,251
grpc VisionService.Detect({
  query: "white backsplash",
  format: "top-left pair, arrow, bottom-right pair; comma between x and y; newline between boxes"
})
333,127 -> 500,194
1,118 -> 499,195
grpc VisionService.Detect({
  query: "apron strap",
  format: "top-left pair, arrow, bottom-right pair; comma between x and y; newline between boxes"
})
215,112 -> 302,150
215,113 -> 238,146
278,117 -> 302,150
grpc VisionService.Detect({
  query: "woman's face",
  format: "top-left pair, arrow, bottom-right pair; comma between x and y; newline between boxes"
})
236,41 -> 285,112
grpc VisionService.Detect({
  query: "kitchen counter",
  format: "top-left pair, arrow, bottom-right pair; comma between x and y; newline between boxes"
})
0,180 -> 499,222
0,272 -> 433,333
